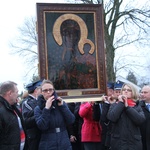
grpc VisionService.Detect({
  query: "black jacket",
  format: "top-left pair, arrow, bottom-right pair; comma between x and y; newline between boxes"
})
0,96 -> 27,150
22,95 -> 41,150
107,101 -> 145,150
139,100 -> 150,150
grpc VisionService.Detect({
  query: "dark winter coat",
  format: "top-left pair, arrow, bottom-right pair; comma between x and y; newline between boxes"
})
34,95 -> 75,150
22,95 -> 41,150
67,103 -> 83,150
139,100 -> 150,150
74,102 -> 83,142
100,102 -> 112,148
74,102 -> 85,150
0,96 -> 27,150
107,101 -> 145,150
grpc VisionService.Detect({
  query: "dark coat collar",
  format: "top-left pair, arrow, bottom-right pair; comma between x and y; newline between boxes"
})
0,96 -> 13,110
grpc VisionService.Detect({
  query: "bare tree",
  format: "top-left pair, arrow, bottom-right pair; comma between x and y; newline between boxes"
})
9,16 -> 38,77
10,0 -> 150,83
104,0 -> 150,81
72,0 -> 150,81
126,71 -> 137,85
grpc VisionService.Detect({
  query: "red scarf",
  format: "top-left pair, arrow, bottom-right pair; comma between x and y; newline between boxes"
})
127,99 -> 136,107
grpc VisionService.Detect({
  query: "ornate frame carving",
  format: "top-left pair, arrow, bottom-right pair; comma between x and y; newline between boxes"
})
37,3 -> 107,100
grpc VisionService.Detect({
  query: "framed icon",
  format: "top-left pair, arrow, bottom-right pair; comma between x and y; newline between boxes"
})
37,3 -> 107,100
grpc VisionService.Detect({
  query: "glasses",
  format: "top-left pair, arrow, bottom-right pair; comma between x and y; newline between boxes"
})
42,88 -> 54,93
122,88 -> 132,92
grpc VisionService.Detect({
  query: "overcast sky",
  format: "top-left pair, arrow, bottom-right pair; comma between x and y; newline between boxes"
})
0,0 -> 65,92
0,0 -> 149,93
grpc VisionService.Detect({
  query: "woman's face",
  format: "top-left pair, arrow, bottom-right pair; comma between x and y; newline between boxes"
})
41,83 -> 54,100
122,85 -> 132,99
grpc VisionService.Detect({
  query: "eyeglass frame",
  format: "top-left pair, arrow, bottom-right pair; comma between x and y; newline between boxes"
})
42,88 -> 54,93
122,88 -> 132,92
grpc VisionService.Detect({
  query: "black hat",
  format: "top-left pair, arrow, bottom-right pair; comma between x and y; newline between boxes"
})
26,80 -> 43,92
107,82 -> 114,90
114,80 -> 124,90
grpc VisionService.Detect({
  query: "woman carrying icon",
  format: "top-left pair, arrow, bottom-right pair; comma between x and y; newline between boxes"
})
107,83 -> 145,150
34,79 -> 75,150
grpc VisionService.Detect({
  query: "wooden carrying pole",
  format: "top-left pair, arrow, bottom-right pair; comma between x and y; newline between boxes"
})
63,95 -> 104,103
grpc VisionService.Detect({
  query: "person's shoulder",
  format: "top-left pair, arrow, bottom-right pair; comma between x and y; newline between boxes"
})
37,94 -> 44,100
0,101 -> 4,111
0,97 -> 11,109
34,105 -> 41,112
138,100 -> 145,106
20,97 -> 28,104
20,96 -> 32,106
0,96 -> 5,104
136,100 -> 145,105
24,95 -> 34,102
0,100 -> 8,114
0,99 -> 3,107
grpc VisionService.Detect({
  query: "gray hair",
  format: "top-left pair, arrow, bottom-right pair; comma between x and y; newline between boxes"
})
0,81 -> 17,96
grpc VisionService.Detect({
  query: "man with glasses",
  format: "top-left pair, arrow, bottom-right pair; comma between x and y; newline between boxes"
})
140,85 -> 150,150
34,79 -> 75,150
21,79 -> 43,150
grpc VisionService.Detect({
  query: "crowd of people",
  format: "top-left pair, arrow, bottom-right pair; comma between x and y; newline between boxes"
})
0,79 -> 150,150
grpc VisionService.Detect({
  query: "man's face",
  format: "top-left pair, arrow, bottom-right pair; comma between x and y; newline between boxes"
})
107,88 -> 114,96
141,86 -> 150,102
114,89 -> 121,98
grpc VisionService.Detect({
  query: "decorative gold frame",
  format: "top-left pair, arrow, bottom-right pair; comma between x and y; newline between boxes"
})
36,3 -> 107,100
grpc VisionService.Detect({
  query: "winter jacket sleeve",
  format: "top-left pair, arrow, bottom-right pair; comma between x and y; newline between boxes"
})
100,102 -> 110,124
93,103 -> 101,121
34,106 -> 51,130
59,102 -> 75,125
125,104 -> 145,125
22,105 -> 36,129
107,102 -> 124,122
